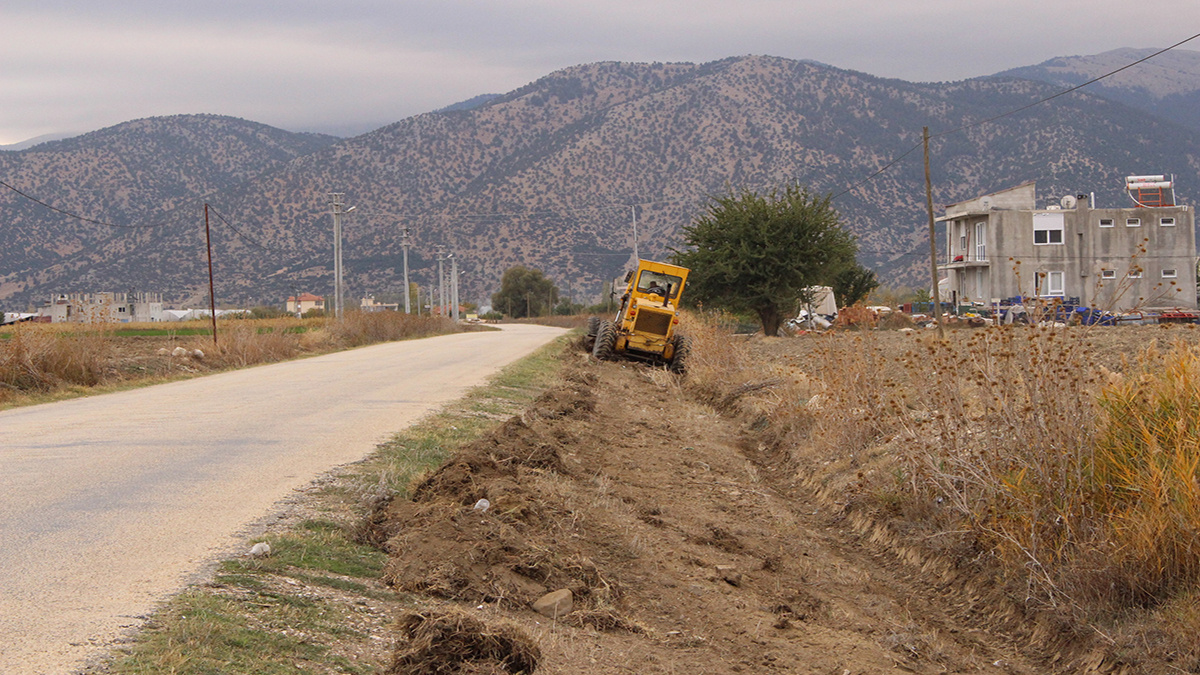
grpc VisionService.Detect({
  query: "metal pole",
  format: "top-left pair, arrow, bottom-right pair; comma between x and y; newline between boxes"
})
329,193 -> 344,320
401,226 -> 412,314
450,254 -> 459,321
436,247 -> 446,317
924,127 -> 945,339
631,205 -> 639,262
203,204 -> 218,347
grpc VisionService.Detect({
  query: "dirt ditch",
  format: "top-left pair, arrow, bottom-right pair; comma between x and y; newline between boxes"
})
367,352 -> 1050,674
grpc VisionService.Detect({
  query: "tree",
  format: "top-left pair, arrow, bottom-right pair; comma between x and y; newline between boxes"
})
491,266 -> 559,318
832,264 -> 880,308
671,185 -> 858,336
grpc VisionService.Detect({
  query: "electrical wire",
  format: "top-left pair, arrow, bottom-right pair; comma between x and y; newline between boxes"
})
831,30 -> 1200,201
931,31 -> 1200,141
207,203 -> 275,251
0,179 -> 166,229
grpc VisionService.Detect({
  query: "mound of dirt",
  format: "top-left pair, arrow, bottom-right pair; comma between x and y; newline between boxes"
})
371,371 -> 618,611
391,609 -> 540,675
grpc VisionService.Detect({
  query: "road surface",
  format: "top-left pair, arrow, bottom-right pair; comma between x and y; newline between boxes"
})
0,324 -> 565,674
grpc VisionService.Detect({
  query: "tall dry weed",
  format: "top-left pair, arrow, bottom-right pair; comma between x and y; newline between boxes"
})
0,328 -> 111,397
326,312 -> 455,348
204,321 -> 302,368
1092,340 -> 1200,603
678,310 -> 806,416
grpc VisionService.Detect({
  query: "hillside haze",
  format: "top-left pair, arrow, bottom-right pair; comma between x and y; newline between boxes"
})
3,56 -> 1199,310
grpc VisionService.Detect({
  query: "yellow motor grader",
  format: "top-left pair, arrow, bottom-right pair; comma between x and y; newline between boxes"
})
587,259 -> 691,372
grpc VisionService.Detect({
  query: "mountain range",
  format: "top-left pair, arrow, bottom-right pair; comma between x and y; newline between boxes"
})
3,50 -> 1200,310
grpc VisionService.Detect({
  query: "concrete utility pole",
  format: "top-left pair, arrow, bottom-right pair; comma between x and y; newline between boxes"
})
450,254 -> 459,321
328,193 -> 355,320
923,127 -> 945,339
400,225 -> 412,314
436,246 -> 446,317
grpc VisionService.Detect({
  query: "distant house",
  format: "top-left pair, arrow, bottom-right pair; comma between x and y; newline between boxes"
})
36,292 -> 164,323
360,296 -> 399,312
287,293 -> 324,315
937,181 -> 1197,312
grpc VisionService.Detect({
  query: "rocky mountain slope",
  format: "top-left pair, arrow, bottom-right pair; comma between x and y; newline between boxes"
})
996,47 -> 1200,133
3,55 -> 1199,309
0,115 -> 338,302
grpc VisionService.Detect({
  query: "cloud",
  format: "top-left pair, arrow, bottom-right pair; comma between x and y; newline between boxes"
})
1,0 -> 1198,143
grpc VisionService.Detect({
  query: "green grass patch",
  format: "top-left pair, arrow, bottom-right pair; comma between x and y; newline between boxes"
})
353,333 -> 572,496
104,332 -> 573,674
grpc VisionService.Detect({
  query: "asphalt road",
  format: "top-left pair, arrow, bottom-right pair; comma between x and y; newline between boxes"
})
0,324 -> 565,674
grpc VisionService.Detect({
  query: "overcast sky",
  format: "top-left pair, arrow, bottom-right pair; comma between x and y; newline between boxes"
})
2,0 -> 1198,145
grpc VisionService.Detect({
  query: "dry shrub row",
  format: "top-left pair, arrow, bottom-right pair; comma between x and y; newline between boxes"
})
0,329 -> 110,399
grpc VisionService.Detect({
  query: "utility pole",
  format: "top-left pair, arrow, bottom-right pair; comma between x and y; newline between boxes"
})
328,193 -> 355,320
293,285 -> 301,319
924,127 -> 945,339
400,225 -> 412,314
450,254 -> 459,321
631,205 -> 640,262
203,204 -> 218,347
436,246 -> 446,317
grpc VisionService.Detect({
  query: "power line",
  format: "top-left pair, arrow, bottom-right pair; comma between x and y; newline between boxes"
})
0,179 -> 166,229
207,203 -> 274,251
831,31 -> 1200,201
931,31 -> 1200,141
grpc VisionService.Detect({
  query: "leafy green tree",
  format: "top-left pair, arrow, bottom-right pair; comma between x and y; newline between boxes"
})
671,185 -> 858,336
832,264 -> 880,308
491,266 -> 559,318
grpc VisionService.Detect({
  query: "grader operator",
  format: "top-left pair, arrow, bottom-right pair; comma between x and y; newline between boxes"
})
587,259 -> 691,373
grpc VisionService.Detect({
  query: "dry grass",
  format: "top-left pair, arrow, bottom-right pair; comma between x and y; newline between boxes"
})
0,327 -> 111,398
1091,341 -> 1200,604
684,318 -> 1200,670
0,313 -> 459,405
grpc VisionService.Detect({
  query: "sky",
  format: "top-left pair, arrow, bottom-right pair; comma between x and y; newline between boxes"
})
2,0 -> 1199,145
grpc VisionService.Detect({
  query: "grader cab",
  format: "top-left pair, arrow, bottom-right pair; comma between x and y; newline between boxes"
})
587,260 -> 691,372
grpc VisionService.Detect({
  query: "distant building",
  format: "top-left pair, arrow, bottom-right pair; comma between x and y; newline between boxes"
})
937,181 -> 1197,312
287,293 -> 324,314
36,292 -> 164,323
360,296 -> 399,312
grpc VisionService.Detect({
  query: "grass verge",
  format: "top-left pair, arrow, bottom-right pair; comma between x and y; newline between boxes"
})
99,334 -> 573,675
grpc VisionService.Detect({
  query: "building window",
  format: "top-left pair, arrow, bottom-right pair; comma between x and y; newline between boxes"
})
1101,269 -> 1116,279
1099,218 -> 1114,228
975,222 -> 986,260
1033,212 -> 1064,245
1161,217 -> 1176,227
1163,269 -> 1178,278
1047,271 -> 1064,296
1128,270 -> 1143,279
1127,218 -> 1141,227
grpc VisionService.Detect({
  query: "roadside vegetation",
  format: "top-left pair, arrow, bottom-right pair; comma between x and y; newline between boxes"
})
0,312 -> 459,408
101,334 -> 571,675
681,311 -> 1200,672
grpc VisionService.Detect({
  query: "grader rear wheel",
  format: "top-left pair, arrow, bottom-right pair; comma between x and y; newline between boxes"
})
592,320 -> 618,361
583,316 -> 601,351
668,334 -> 692,374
